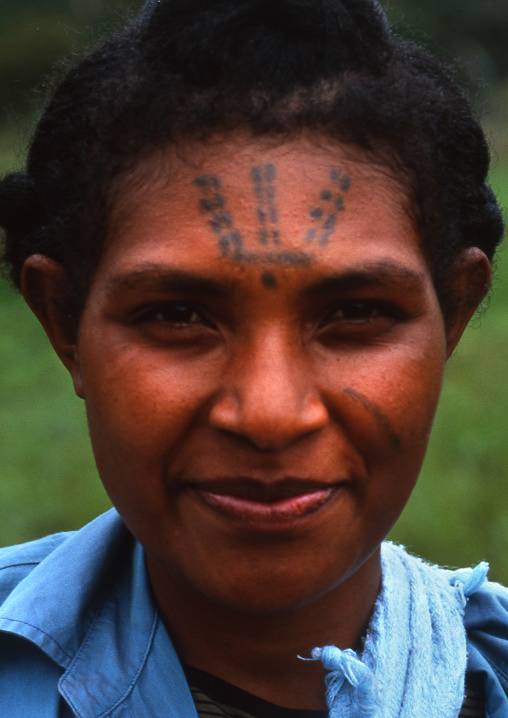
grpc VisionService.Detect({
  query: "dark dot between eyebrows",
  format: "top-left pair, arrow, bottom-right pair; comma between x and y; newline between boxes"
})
310,207 -> 323,219
261,271 -> 278,289
341,175 -> 351,192
321,190 -> 332,201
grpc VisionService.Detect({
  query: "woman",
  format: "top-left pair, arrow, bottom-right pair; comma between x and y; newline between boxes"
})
0,0 -> 505,716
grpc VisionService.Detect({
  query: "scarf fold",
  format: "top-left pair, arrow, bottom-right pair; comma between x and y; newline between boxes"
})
305,543 -> 488,718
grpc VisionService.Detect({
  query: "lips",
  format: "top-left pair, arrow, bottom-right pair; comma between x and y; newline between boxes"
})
191,479 -> 340,532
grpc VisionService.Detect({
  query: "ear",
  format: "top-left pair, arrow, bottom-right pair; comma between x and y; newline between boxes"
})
20,254 -> 85,398
444,247 -> 491,358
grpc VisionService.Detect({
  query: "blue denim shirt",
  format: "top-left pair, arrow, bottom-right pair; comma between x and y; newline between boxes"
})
0,509 -> 507,717
0,510 -> 198,717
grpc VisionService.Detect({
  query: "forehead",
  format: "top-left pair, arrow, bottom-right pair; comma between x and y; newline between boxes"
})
114,135 -> 411,221
102,135 -> 425,287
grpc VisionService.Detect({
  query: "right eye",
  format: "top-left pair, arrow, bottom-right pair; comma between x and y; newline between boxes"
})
141,303 -> 205,326
130,302 -> 218,343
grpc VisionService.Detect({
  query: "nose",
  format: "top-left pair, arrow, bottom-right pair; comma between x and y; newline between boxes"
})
208,329 -> 329,450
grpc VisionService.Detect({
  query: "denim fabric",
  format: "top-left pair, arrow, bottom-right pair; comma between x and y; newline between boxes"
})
465,582 -> 508,717
0,510 -> 198,717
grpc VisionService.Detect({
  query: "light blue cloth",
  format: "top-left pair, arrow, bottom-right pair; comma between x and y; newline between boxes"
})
0,509 -> 507,716
307,544 -> 489,717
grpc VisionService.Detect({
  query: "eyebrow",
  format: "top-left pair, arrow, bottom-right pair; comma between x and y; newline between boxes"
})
105,259 -> 427,299
105,264 -> 233,298
303,261 -> 427,298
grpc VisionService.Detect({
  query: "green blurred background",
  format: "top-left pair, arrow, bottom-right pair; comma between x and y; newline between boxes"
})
1,0 -> 507,579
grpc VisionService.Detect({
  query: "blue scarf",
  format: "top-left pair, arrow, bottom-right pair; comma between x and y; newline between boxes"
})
305,543 -> 488,718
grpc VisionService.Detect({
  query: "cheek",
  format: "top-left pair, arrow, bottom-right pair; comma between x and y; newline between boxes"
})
385,341 -> 446,439
78,343 -> 218,489
321,338 -> 446,465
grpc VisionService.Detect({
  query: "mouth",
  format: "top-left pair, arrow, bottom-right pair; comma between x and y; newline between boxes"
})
191,478 -> 342,532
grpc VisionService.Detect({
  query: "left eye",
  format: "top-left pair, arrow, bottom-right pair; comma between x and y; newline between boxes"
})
324,300 -> 396,323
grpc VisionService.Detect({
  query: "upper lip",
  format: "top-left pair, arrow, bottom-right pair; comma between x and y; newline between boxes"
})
189,478 -> 343,502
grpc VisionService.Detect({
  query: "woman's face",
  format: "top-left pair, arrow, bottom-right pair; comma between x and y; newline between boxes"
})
69,136 -> 449,613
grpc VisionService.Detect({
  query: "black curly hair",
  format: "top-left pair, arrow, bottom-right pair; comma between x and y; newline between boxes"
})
0,0 -> 504,318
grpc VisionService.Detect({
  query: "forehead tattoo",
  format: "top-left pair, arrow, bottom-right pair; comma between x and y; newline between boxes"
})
251,164 -> 280,247
192,174 -> 243,259
306,169 -> 351,246
193,165 -> 351,287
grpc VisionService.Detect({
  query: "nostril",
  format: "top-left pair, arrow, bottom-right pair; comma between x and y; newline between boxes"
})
209,387 -> 329,450
208,392 -> 241,432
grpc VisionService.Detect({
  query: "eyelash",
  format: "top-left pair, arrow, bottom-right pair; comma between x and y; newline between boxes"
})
327,299 -> 399,319
319,299 -> 403,329
134,302 -> 211,328
131,298 -> 404,339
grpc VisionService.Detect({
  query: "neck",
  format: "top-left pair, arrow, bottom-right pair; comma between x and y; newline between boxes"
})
147,550 -> 381,711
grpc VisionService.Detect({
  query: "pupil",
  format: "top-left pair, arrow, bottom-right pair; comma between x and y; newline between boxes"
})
167,305 -> 194,321
346,301 -> 372,318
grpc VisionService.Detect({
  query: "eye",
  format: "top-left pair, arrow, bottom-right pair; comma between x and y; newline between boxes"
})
324,299 -> 399,323
133,302 -> 213,329
316,299 -> 406,344
149,303 -> 204,325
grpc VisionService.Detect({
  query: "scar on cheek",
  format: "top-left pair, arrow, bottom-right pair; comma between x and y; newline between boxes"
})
342,387 -> 402,451
261,271 -> 278,289
306,168 -> 351,246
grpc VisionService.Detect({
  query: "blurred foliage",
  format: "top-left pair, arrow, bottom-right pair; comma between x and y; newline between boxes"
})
0,1 -> 507,585
387,0 -> 508,82
0,1 -> 143,133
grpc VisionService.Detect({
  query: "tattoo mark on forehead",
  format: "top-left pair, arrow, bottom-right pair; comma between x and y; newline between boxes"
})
193,169 -> 313,270
193,174 -> 243,258
251,164 -> 280,246
306,169 -> 351,246
222,250 -> 311,268
342,387 -> 402,451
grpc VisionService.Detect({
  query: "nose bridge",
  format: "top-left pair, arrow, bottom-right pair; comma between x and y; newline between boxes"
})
241,327 -> 303,409
209,325 -> 329,448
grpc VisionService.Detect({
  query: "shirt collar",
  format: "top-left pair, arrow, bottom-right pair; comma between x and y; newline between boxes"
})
0,510 -> 198,717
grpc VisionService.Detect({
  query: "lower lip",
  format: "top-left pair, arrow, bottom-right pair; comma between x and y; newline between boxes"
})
196,488 -> 336,532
